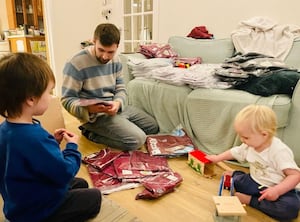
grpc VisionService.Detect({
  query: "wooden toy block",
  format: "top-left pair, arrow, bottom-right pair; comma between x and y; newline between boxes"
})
188,150 -> 215,176
212,196 -> 246,222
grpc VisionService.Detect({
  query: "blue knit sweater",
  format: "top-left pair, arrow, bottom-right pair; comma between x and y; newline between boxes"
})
0,120 -> 81,222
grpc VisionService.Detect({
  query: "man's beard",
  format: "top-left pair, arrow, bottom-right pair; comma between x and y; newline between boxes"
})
96,56 -> 109,64
94,47 -> 109,64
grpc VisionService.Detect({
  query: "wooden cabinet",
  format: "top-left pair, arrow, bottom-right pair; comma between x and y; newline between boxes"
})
8,35 -> 45,52
6,0 -> 44,30
8,35 -> 47,61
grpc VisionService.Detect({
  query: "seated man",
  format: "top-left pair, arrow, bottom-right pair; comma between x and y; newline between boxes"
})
61,23 -> 159,151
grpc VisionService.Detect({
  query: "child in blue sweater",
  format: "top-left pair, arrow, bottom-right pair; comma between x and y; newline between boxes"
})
0,53 -> 101,222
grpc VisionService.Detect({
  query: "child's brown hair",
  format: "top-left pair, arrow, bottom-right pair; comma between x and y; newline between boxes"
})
0,53 -> 55,118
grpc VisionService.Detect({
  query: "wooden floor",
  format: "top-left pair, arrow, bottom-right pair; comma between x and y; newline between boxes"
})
63,110 -> 299,222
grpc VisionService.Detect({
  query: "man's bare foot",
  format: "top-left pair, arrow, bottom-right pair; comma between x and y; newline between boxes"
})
235,192 -> 251,204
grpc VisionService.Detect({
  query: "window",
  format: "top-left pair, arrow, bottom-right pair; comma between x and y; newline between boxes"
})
123,0 -> 154,53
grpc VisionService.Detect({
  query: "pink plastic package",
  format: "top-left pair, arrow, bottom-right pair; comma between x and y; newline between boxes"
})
135,171 -> 183,200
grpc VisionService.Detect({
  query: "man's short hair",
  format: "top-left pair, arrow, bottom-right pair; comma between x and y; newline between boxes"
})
94,23 -> 120,46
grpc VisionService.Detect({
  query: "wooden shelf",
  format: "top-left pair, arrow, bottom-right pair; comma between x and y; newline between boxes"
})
8,35 -> 44,52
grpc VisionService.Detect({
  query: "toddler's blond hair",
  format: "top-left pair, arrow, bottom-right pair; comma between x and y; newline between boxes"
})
234,104 -> 277,138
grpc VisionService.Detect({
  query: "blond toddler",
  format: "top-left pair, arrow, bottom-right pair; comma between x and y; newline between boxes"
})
206,104 -> 300,221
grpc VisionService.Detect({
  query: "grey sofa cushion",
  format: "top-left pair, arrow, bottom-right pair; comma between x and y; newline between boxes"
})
168,36 -> 235,63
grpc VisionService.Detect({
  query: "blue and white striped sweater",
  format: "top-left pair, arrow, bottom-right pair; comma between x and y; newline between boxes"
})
61,48 -> 126,122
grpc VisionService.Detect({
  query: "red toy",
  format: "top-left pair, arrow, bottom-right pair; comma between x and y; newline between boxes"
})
223,174 -> 232,190
189,150 -> 211,163
218,174 -> 234,196
188,150 -> 214,176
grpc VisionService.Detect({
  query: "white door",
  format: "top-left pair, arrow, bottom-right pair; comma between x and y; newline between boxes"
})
122,0 -> 158,53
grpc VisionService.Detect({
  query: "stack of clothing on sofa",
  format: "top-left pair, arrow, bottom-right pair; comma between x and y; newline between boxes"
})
226,16 -> 300,97
127,57 -> 173,79
215,52 -> 300,97
128,52 -> 300,97
127,55 -> 229,88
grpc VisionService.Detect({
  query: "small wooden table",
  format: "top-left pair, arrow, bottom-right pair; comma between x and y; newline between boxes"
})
212,196 -> 247,222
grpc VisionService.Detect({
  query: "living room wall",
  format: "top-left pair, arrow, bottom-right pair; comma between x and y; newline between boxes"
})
156,0 -> 300,42
43,0 -> 107,95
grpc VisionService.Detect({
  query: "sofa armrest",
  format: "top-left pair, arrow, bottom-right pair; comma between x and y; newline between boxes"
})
283,80 -> 300,165
119,53 -> 147,86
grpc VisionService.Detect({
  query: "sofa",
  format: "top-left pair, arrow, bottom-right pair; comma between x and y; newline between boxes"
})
119,36 -> 300,165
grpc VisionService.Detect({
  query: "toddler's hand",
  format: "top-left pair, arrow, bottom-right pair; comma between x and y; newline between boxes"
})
258,186 -> 279,201
206,155 -> 219,163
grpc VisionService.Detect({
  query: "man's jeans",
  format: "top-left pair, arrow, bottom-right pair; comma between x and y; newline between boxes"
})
80,105 -> 159,151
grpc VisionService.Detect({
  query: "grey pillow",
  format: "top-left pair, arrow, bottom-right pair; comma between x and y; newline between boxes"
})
168,36 -> 235,63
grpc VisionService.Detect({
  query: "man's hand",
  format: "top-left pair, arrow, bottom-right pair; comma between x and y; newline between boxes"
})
106,101 -> 121,116
87,101 -> 120,116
